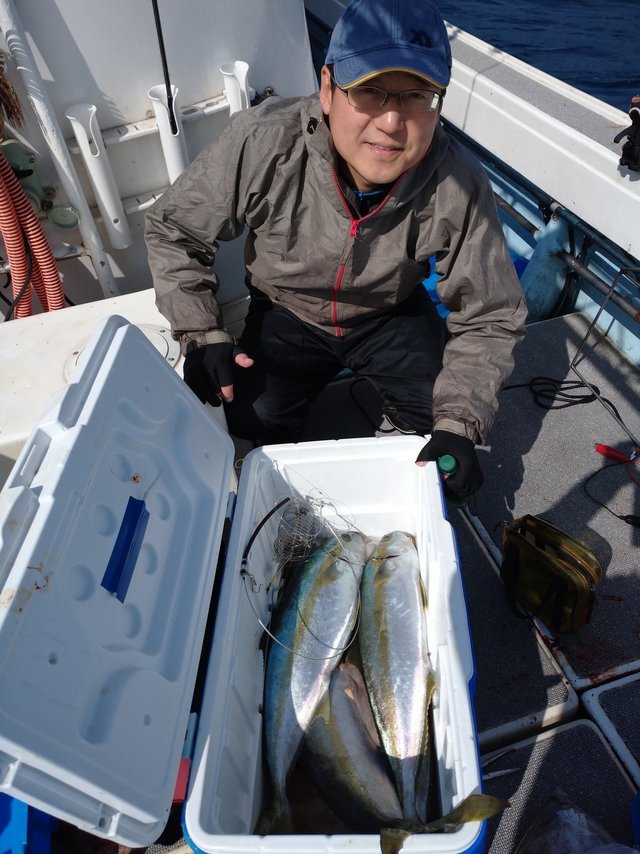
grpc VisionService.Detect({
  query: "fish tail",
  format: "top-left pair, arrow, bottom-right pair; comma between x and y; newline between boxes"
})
254,794 -> 293,835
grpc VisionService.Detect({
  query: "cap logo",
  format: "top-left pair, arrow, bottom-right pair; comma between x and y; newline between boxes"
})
409,29 -> 431,47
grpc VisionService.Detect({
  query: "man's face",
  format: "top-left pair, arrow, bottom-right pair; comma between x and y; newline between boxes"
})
319,66 -> 442,191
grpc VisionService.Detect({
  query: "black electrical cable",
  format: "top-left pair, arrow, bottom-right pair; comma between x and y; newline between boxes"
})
150,0 -> 178,135
583,460 -> 640,527
501,375 -> 622,421
503,375 -> 639,525
0,277 -> 12,306
346,373 -> 625,437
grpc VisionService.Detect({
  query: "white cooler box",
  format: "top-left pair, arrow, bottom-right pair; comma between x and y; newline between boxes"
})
0,317 -> 484,854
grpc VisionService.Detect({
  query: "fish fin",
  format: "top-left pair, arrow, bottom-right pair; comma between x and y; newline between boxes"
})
381,793 -> 509,842
422,793 -> 510,831
380,827 -> 412,854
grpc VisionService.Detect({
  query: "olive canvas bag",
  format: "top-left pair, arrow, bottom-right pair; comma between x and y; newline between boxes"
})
500,515 -> 602,633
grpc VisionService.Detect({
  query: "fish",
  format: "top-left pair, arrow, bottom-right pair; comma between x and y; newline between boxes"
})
258,529 -> 369,833
302,662 -> 404,832
359,530 -> 434,824
379,793 -> 511,854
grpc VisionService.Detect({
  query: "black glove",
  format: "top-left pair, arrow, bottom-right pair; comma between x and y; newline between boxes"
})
416,429 -> 483,499
183,341 -> 235,406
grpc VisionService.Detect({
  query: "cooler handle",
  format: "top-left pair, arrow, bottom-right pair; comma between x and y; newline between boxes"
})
101,496 -> 149,602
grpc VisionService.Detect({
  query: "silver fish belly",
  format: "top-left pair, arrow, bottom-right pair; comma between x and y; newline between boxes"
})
359,530 -> 435,825
261,530 -> 369,831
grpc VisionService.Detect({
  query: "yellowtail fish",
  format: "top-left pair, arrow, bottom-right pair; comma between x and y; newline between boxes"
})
303,662 -> 403,831
258,530 -> 369,833
359,530 -> 434,824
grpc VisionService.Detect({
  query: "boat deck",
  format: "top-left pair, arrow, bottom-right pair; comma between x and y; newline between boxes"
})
303,309 -> 640,850
464,312 -> 640,848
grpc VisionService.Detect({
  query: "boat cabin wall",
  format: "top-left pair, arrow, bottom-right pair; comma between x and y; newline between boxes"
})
0,0 -> 318,307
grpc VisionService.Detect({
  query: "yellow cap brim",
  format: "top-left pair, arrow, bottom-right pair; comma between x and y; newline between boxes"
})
341,67 -> 445,90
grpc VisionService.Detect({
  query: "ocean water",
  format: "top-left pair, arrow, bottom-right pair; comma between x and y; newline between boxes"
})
435,0 -> 639,113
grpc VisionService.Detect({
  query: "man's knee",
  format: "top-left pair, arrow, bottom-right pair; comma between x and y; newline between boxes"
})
224,395 -> 305,444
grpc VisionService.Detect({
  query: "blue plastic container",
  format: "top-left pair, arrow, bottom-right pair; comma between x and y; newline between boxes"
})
0,794 -> 56,854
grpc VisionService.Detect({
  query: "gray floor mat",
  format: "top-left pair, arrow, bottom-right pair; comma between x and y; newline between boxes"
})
482,720 -> 637,853
449,509 -> 575,750
477,313 -> 640,685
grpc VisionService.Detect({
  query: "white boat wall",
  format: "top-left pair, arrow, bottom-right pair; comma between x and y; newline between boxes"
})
0,0 -> 317,484
0,0 -> 317,307
1,1 -> 640,851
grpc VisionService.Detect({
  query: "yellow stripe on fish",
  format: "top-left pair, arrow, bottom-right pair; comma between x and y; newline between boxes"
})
359,530 -> 434,825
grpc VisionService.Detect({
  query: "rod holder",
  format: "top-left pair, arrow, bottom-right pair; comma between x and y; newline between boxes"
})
65,103 -> 132,250
220,60 -> 251,115
148,83 -> 189,184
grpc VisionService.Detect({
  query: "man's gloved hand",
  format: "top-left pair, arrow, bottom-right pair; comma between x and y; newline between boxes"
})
183,341 -> 253,406
415,429 -> 483,499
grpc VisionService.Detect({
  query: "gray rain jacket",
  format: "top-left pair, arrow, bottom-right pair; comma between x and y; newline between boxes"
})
145,94 -> 527,443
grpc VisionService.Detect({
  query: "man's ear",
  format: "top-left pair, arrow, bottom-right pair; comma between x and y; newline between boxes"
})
319,65 -> 333,117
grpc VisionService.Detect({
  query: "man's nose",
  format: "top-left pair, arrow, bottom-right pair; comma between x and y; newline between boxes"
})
376,102 -> 405,131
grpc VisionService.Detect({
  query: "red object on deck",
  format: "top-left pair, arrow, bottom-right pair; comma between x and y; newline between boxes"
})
594,443 -> 632,462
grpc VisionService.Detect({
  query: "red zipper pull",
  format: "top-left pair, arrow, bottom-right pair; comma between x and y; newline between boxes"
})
594,443 -> 632,462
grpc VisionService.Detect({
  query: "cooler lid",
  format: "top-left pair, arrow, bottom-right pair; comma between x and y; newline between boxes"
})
0,316 -> 234,846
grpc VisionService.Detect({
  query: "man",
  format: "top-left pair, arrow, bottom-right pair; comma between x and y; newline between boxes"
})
145,0 -> 526,500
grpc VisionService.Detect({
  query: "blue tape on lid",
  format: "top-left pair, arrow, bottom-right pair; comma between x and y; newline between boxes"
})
101,496 -> 150,602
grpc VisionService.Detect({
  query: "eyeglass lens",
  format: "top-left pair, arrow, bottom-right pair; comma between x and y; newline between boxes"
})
347,86 -> 440,113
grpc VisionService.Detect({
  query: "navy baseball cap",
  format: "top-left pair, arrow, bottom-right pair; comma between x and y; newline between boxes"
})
325,0 -> 452,90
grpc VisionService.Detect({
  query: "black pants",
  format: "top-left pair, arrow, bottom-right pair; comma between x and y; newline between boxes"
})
224,286 -> 447,443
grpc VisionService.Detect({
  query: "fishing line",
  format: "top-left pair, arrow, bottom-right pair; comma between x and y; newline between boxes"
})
240,547 -> 364,661
240,491 -> 367,660
273,497 -> 330,563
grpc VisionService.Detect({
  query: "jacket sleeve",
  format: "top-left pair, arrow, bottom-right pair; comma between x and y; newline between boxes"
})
431,154 -> 528,444
144,118 -> 253,353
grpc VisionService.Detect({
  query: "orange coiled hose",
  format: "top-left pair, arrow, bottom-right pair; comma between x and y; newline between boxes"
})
0,148 -> 65,314
0,166 -> 31,316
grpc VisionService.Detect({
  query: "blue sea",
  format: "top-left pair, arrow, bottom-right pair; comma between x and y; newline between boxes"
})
435,0 -> 639,113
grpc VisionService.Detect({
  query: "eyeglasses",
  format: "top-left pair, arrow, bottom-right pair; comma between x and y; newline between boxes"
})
334,80 -> 443,114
